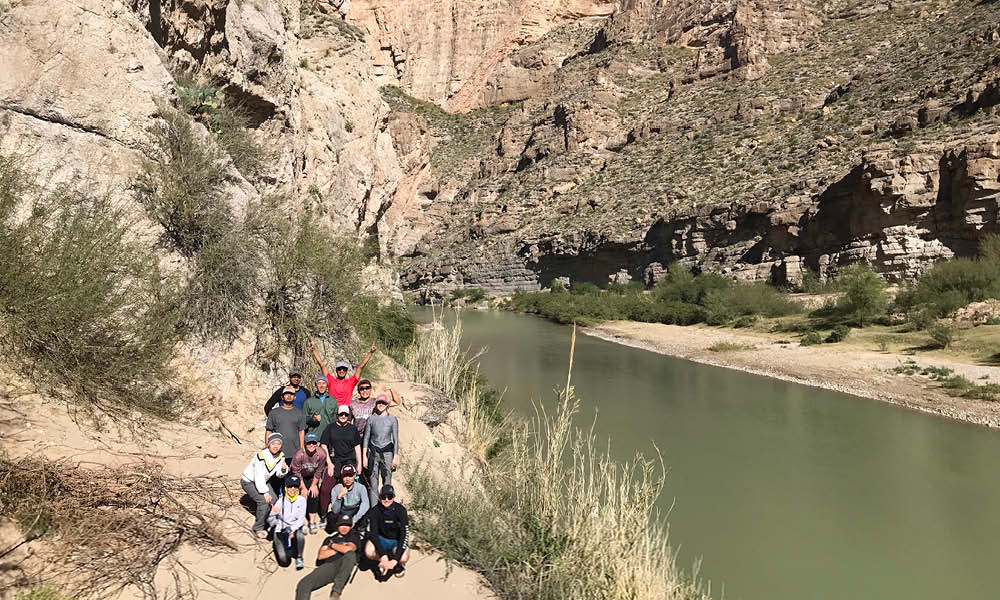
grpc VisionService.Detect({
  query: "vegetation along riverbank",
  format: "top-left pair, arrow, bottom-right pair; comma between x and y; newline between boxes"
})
504,237 -> 1000,427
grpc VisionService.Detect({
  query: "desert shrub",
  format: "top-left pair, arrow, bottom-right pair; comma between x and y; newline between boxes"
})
927,321 -> 961,348
174,71 -> 267,179
707,342 -> 755,352
825,324 -> 851,343
733,315 -> 758,328
570,281 -> 602,295
836,264 -> 888,327
979,233 -> 1000,264
135,107 -> 230,256
15,587 -> 73,600
801,331 -> 823,346
608,281 -> 645,294
135,107 -> 260,341
655,263 -> 729,305
894,258 -> 1000,317
962,383 -> 1000,401
452,287 -> 487,303
349,298 -> 416,358
706,282 -> 802,322
255,202 -> 368,369
549,279 -> 568,293
0,154 -> 182,415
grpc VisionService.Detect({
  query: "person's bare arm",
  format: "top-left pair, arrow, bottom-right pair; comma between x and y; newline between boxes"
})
330,541 -> 357,554
386,386 -> 402,407
309,339 -> 330,375
317,543 -> 338,561
355,345 -> 376,379
298,429 -> 305,452
265,429 -> 272,446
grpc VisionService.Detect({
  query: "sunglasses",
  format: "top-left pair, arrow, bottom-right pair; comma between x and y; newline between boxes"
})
358,386 -> 372,391
379,494 -> 394,501
335,367 -> 348,372
306,441 -> 318,445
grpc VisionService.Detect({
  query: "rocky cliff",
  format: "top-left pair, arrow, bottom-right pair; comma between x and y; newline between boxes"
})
370,0 -> 1000,295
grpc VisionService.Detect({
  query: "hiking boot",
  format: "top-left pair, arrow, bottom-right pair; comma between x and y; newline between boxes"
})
329,593 -> 341,600
295,557 -> 304,570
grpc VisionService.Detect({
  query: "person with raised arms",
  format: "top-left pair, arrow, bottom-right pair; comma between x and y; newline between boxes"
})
308,338 -> 376,407
240,432 -> 289,539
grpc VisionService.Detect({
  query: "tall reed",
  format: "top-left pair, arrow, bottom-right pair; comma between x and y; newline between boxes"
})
405,318 -> 708,600
403,315 -> 501,461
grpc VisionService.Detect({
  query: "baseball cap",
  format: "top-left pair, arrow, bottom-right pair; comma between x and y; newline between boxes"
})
281,386 -> 296,396
316,374 -> 327,383
335,360 -> 350,370
337,405 -> 351,415
379,485 -> 395,499
290,372 -> 302,378
304,432 -> 319,444
285,474 -> 301,488
334,514 -> 353,528
340,464 -> 357,478
375,394 -> 389,405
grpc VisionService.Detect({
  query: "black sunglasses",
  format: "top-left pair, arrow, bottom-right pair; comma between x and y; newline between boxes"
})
358,386 -> 372,391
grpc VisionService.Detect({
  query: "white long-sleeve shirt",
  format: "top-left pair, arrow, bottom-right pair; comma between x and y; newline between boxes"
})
267,493 -> 307,532
241,449 -> 288,494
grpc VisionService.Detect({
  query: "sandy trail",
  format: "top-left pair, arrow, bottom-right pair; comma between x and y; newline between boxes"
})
586,320 -> 1000,428
0,378 -> 493,600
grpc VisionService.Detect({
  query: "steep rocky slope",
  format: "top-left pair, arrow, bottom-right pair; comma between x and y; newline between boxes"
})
370,0 -> 1000,295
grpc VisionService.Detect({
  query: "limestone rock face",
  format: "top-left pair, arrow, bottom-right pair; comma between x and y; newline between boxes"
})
380,0 -> 1000,294
349,0 -> 615,111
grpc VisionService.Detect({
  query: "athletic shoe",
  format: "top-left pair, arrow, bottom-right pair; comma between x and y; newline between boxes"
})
295,558 -> 304,570
308,522 -> 318,534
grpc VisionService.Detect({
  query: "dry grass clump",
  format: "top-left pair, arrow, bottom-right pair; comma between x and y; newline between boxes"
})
406,323 -> 707,600
402,316 -> 502,461
0,457 -> 237,599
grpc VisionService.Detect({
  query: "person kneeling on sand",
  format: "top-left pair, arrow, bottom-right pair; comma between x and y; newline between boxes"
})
291,432 -> 329,534
329,463 -> 369,533
365,485 -> 409,577
295,514 -> 360,600
269,474 -> 308,570
240,433 -> 289,539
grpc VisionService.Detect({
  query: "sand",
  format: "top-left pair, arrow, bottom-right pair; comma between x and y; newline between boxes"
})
585,320 -> 1000,428
0,375 -> 494,600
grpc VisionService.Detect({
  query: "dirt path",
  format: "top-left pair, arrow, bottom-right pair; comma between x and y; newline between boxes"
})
586,321 -> 1000,428
0,378 -> 493,600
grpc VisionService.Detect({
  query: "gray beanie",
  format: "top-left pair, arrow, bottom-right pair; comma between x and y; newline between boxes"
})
266,432 -> 284,446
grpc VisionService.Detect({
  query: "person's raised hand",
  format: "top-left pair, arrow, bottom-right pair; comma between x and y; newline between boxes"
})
370,344 -> 377,353
308,339 -> 316,350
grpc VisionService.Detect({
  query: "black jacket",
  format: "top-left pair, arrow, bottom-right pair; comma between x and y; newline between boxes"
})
263,385 -> 312,416
370,502 -> 409,560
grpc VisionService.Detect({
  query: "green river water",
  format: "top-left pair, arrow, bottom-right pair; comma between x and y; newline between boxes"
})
412,307 -> 999,600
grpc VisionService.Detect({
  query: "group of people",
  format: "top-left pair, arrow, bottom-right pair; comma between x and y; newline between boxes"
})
239,340 -> 409,599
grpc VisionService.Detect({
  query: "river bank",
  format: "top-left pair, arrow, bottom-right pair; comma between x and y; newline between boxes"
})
585,321 -> 1000,429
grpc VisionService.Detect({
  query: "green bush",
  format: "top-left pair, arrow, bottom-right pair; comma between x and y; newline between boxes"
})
136,107 -> 261,342
836,264 -> 888,327
255,202 -> 368,368
801,331 -> 823,346
15,586 -> 73,600
135,107 -> 230,256
452,287 -> 487,303
979,233 -> 1000,264
894,258 -> 1000,317
350,299 -> 416,358
570,281 -> 602,295
0,154 -> 182,416
927,321 -> 960,349
825,324 -> 851,343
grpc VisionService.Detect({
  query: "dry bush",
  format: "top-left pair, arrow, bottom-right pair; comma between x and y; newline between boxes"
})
0,457 -> 237,600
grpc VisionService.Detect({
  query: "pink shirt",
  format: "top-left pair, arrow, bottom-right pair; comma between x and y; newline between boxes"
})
327,373 -> 358,407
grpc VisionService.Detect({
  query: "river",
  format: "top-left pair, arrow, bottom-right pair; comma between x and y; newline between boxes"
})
412,307 -> 999,600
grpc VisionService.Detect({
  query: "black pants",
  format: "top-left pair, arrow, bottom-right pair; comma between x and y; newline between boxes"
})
301,474 -> 320,516
274,528 -> 306,567
294,552 -> 357,600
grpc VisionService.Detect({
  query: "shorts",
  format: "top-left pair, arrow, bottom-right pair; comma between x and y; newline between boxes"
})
377,535 -> 398,553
